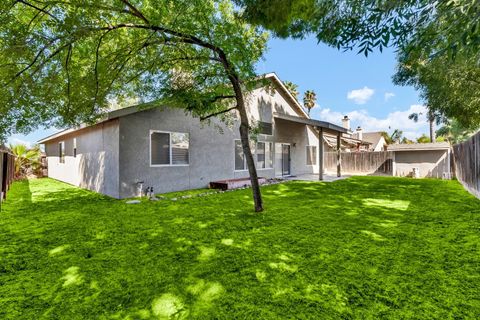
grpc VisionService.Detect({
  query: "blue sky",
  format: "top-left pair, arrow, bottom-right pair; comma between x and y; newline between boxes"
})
7,36 -> 430,147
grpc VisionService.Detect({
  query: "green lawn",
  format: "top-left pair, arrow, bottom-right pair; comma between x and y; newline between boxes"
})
1,177 -> 480,319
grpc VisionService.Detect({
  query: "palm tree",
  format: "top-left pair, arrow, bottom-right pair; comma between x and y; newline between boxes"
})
408,109 -> 442,142
284,81 -> 299,100
303,90 -> 317,116
390,129 -> 403,144
9,144 -> 41,179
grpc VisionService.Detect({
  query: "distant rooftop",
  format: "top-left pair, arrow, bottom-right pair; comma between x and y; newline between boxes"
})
388,142 -> 450,151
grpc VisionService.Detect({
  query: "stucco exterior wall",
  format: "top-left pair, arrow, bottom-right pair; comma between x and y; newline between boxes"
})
118,107 -> 277,197
117,86 -> 310,197
393,150 -> 449,178
45,120 -> 120,197
43,77 -> 328,198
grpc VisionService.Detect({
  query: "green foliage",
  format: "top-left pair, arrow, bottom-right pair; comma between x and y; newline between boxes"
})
302,90 -> 316,115
283,81 -> 299,100
1,177 -> 480,318
8,143 -> 41,178
436,119 -> 479,144
235,0 -> 480,58
401,137 -> 414,144
236,0 -> 480,128
394,51 -> 480,129
0,0 -> 268,141
416,134 -> 431,144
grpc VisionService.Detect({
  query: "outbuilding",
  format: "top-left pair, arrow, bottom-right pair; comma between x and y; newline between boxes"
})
389,142 -> 452,179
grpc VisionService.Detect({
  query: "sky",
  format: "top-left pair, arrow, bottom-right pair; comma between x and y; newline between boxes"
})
7,35 -> 430,147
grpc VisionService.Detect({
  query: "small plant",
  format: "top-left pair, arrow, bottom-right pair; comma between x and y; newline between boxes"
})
9,144 -> 41,179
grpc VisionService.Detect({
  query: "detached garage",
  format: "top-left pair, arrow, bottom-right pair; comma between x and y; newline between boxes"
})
389,142 -> 452,179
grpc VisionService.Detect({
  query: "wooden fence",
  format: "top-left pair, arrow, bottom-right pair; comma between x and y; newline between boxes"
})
452,131 -> 480,198
0,146 -> 15,205
325,151 -> 393,174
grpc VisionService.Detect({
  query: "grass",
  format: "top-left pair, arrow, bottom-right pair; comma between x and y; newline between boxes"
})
1,177 -> 480,319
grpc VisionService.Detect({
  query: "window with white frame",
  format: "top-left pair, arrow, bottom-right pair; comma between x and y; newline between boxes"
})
256,142 -> 266,168
267,142 -> 273,168
73,138 -> 77,158
59,141 -> 65,163
236,140 -> 274,171
150,131 -> 189,166
306,145 -> 317,165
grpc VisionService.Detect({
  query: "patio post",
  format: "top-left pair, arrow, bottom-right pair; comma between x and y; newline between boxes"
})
319,127 -> 324,181
337,133 -> 341,177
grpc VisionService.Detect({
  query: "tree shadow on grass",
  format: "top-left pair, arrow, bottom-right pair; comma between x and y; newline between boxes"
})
1,177 -> 480,319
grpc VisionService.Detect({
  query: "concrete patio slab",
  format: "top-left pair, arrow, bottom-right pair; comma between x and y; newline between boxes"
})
283,173 -> 351,182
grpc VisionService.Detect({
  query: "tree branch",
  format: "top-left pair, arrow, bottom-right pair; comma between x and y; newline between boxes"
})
17,0 -> 58,21
119,0 -> 150,24
200,105 -> 237,121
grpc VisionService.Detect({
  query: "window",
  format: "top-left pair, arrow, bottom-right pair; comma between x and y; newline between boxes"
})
235,140 -> 246,170
73,138 -> 77,158
236,140 -> 274,171
150,131 -> 189,166
306,146 -> 317,165
257,142 -> 265,168
259,121 -> 273,135
59,141 -> 65,163
267,142 -> 274,168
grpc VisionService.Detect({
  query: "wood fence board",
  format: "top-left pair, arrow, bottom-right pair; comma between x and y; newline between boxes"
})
453,131 -> 480,198
325,151 -> 393,174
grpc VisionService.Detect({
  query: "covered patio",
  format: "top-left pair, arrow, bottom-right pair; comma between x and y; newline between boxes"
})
273,113 -> 348,181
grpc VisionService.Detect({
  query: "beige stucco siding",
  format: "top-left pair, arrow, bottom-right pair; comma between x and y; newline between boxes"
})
394,150 -> 449,178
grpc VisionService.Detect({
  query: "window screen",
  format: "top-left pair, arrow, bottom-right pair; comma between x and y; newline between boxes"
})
306,146 -> 317,165
151,132 -> 170,165
257,142 -> 265,168
267,142 -> 274,168
235,140 -> 246,170
171,133 -> 189,165
59,141 -> 65,163
259,122 -> 273,135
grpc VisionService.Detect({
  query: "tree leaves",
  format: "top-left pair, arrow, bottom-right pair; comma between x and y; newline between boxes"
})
0,0 -> 268,141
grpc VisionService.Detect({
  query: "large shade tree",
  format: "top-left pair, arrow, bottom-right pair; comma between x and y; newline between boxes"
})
235,0 -> 480,128
0,0 -> 268,211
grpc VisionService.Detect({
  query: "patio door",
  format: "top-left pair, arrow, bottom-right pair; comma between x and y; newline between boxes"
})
282,144 -> 291,176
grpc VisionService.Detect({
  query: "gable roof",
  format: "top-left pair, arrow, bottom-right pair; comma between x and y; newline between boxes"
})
388,142 -> 450,151
362,132 -> 386,146
38,73 -> 307,144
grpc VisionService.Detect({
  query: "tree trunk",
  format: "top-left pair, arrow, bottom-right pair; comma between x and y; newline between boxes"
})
216,50 -> 263,212
427,110 -> 436,143
430,119 -> 436,143
237,103 -> 264,212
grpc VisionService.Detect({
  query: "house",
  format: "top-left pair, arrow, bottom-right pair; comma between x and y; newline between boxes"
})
38,73 -> 347,198
360,131 -> 387,151
322,116 -> 376,152
389,142 -> 451,178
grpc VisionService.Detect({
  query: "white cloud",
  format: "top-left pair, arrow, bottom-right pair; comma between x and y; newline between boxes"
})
316,104 -> 428,140
8,137 -> 32,148
347,86 -> 375,104
384,92 -> 395,101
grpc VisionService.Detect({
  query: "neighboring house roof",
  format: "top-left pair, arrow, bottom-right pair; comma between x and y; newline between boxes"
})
388,142 -> 451,151
362,132 -> 385,146
38,73 -> 308,144
323,133 -> 372,149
